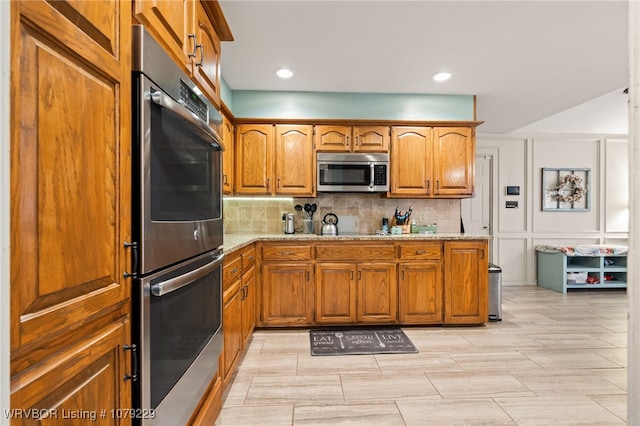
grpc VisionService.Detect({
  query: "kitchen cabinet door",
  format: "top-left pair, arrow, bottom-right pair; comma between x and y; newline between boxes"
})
353,126 -> 390,152
314,125 -> 352,151
433,127 -> 475,197
134,0 -> 194,72
235,124 -> 274,195
221,114 -> 234,194
193,0 -> 222,107
10,0 -> 133,414
222,279 -> 242,383
357,263 -> 397,323
315,263 -> 357,324
399,262 -> 443,324
275,125 -> 315,196
444,241 -> 488,325
241,266 -> 256,345
261,263 -> 314,326
10,319 -> 132,425
390,127 -> 432,196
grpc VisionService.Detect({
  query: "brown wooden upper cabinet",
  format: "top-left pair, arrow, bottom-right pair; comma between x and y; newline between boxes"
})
235,124 -> 315,196
390,126 -> 475,198
134,0 -> 232,108
221,113 -> 234,194
314,125 -> 390,152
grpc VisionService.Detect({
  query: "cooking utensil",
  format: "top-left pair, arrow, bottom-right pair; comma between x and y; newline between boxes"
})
309,203 -> 317,219
294,204 -> 303,212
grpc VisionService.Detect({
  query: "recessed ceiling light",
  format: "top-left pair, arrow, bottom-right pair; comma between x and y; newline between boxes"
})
433,71 -> 451,82
276,68 -> 293,79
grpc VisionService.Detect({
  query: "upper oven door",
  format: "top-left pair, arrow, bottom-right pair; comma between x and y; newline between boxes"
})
137,75 -> 223,275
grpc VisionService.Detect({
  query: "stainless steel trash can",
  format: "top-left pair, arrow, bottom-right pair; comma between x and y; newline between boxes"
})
488,263 -> 502,321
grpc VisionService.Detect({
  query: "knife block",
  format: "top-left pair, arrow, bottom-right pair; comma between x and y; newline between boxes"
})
392,218 -> 411,234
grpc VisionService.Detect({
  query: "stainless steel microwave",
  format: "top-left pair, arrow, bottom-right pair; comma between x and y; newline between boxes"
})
317,152 -> 389,192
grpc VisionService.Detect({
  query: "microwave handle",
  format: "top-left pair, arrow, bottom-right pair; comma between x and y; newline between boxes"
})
151,253 -> 225,297
150,91 -> 222,148
369,163 -> 375,188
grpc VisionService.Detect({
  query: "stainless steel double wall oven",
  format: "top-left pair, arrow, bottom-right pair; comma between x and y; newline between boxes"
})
131,25 -> 224,425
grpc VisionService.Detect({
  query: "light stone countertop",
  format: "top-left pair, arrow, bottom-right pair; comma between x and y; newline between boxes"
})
223,232 -> 491,255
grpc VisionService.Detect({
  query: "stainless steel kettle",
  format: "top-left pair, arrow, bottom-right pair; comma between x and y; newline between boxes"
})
321,213 -> 339,235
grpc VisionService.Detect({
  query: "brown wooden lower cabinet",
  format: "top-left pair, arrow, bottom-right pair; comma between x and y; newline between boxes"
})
443,240 -> 489,325
222,279 -> 243,382
314,242 -> 397,325
357,262 -> 397,323
315,263 -> 357,323
398,261 -> 443,324
10,317 -> 131,425
222,244 -> 256,386
260,262 -> 315,326
219,238 -> 489,423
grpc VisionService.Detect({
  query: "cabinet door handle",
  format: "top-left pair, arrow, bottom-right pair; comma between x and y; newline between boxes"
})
480,250 -> 485,259
266,178 -> 270,190
401,270 -> 405,280
415,250 -> 426,254
355,136 -> 359,146
350,270 -> 354,280
436,179 -> 440,192
277,178 -> 281,188
123,344 -> 138,382
280,251 -> 293,255
195,43 -> 204,67
231,267 -> 239,274
306,270 -> 310,281
123,241 -> 138,279
187,33 -> 197,59
358,271 -> 362,280
346,136 -> 349,147
426,180 -> 430,192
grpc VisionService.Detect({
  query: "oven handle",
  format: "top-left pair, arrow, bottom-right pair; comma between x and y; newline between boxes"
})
150,91 -> 222,148
151,253 -> 225,297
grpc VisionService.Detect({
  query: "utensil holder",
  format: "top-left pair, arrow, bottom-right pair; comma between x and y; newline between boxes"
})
303,219 -> 314,234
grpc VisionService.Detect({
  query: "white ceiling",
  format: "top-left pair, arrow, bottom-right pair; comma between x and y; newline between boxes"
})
218,0 -> 628,133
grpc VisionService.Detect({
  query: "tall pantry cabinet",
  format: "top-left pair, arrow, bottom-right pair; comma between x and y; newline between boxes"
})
10,0 -> 133,419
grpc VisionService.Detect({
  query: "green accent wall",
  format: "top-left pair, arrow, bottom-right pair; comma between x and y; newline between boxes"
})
219,77 -> 474,120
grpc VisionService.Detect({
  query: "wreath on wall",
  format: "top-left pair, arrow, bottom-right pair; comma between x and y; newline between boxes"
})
552,174 -> 587,203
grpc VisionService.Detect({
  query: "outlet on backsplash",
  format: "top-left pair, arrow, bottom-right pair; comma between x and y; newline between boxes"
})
419,212 -> 429,223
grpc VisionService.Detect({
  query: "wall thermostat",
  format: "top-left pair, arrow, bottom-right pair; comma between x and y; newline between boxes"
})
506,186 -> 520,195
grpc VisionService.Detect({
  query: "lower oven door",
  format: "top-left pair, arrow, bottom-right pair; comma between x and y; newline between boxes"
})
137,250 -> 224,425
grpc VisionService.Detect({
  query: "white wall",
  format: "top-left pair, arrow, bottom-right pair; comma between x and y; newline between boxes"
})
1,1 -> 10,423
477,134 -> 629,285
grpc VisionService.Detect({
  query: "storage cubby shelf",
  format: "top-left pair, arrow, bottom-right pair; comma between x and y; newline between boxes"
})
537,249 -> 627,293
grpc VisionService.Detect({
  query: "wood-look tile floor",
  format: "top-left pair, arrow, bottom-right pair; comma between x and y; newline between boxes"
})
217,286 -> 628,425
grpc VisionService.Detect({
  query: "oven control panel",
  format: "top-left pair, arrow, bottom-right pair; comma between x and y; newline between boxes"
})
179,79 -> 208,122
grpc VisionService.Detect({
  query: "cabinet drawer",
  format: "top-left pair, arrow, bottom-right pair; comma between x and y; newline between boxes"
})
398,243 -> 442,260
241,245 -> 256,271
316,244 -> 395,260
261,245 -> 313,261
223,255 -> 242,290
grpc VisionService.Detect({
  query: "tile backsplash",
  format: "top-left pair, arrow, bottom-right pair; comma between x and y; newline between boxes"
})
223,194 -> 461,235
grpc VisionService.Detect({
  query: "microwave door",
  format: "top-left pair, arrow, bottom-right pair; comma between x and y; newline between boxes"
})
319,162 -> 371,187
